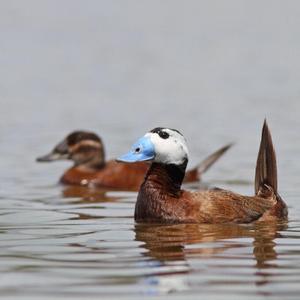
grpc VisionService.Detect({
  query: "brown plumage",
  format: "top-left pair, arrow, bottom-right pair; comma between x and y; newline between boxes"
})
37,131 -> 231,190
131,121 -> 287,223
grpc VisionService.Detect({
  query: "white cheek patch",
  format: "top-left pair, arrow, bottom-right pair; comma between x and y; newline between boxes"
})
145,130 -> 189,165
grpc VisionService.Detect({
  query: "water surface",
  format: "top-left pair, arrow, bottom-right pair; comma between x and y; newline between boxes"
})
1,1 -> 300,299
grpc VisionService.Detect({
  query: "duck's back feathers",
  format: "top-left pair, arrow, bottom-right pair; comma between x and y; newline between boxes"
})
136,186 -> 276,224
186,189 -> 276,223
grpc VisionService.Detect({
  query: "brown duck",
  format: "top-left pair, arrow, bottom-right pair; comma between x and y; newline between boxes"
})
37,131 -> 231,190
117,121 -> 288,223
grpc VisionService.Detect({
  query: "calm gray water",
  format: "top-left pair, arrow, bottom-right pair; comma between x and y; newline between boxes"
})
1,1 -> 300,299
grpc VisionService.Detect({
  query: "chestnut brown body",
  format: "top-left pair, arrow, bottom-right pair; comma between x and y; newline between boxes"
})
61,161 -> 206,190
134,121 -> 288,224
37,130 -> 231,190
61,161 -> 148,190
135,163 -> 287,224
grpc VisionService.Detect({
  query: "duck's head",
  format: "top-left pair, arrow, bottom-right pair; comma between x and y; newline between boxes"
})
37,131 -> 105,168
117,127 -> 189,167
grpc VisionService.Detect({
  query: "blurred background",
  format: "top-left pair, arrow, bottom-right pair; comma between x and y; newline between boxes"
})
1,1 -> 300,299
1,1 -> 300,172
1,0 -> 300,231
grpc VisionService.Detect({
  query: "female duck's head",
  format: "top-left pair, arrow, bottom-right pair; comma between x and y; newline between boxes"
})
118,127 -> 189,167
37,131 -> 105,168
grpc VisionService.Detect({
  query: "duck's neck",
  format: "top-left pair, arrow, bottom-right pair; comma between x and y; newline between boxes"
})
140,160 -> 187,197
135,160 -> 187,221
74,152 -> 106,171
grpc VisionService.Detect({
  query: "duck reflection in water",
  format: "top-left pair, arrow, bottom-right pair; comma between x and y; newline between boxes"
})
135,221 -> 287,275
62,185 -> 120,204
253,220 -> 288,290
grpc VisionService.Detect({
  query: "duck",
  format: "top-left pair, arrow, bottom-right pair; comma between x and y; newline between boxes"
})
36,130 -> 232,190
117,121 -> 288,223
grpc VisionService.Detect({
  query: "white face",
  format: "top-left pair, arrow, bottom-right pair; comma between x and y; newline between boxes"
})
145,128 -> 189,165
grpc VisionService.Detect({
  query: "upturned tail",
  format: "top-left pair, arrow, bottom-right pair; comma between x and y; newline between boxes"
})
186,143 -> 232,181
197,143 -> 232,175
255,120 -> 278,195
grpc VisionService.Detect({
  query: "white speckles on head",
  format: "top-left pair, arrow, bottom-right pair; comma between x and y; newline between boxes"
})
145,128 -> 189,165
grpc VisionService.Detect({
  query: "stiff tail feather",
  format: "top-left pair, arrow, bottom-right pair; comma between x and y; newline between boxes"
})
255,120 -> 277,195
188,143 -> 233,181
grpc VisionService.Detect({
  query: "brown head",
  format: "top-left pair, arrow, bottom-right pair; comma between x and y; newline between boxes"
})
36,131 -> 106,169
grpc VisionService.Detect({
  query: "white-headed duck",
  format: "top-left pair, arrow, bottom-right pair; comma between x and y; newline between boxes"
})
37,131 -> 231,190
117,121 -> 287,223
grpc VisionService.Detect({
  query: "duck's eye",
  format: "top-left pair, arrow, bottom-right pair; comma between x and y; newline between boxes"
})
135,147 -> 141,153
158,131 -> 169,139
